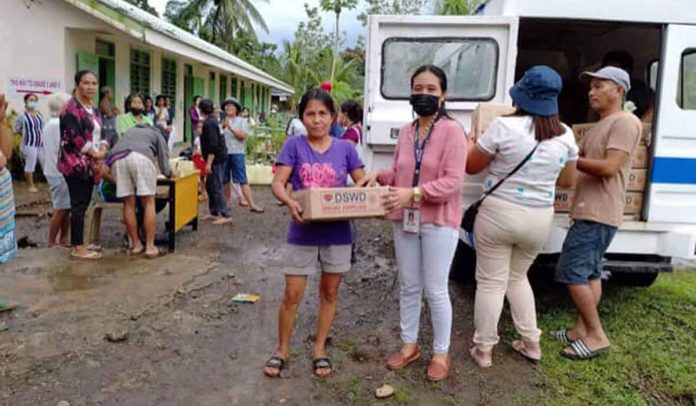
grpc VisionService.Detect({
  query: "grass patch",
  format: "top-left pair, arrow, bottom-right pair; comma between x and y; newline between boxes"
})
534,271 -> 696,405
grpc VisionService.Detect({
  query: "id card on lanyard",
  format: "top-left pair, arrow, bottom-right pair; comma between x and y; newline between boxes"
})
403,120 -> 435,234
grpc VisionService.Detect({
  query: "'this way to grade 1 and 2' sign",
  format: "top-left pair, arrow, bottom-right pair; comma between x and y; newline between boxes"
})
6,77 -> 63,98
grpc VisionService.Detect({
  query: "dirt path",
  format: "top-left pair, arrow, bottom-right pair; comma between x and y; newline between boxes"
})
1,186 -> 540,405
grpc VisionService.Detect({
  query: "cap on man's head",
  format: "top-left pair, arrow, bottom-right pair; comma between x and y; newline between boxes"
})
581,66 -> 631,93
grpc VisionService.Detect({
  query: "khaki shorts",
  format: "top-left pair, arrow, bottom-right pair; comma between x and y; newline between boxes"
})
112,152 -> 158,198
283,244 -> 352,275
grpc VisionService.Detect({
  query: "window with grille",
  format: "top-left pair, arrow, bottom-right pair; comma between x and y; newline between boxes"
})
161,57 -> 177,106
130,49 -> 151,96
220,75 -> 228,103
231,76 -> 238,98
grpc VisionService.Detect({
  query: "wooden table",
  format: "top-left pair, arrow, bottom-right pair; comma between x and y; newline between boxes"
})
157,172 -> 199,251
89,172 -> 199,252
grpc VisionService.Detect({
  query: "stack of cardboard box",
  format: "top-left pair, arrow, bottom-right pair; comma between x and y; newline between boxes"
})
555,123 -> 652,219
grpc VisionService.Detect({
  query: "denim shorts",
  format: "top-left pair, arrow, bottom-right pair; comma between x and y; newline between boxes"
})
555,220 -> 617,285
223,154 -> 248,185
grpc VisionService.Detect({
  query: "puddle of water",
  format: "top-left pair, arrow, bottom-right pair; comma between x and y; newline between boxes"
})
44,263 -> 95,292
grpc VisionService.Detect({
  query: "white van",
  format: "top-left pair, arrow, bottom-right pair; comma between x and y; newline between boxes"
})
362,0 -> 696,285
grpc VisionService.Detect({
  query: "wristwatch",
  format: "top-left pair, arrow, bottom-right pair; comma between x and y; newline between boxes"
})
412,187 -> 423,203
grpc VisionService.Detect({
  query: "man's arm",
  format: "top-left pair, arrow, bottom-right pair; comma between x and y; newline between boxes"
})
577,149 -> 630,178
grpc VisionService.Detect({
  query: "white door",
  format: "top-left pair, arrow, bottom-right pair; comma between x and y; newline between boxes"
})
362,15 -> 519,173
648,24 -> 696,223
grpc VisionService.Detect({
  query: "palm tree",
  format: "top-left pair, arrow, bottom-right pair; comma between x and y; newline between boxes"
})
319,0 -> 359,86
165,0 -> 269,51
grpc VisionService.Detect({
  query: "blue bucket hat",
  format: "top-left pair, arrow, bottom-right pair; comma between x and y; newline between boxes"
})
509,66 -> 563,116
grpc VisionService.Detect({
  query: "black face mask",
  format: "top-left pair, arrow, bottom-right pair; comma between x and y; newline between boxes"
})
410,93 -> 441,117
131,108 -> 144,117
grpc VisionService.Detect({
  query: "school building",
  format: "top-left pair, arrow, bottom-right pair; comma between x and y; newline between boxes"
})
1,0 -> 293,143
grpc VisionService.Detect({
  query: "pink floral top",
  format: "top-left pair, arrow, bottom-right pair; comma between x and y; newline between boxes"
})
58,98 -> 101,177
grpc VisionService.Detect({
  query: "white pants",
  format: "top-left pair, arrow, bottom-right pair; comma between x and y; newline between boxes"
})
20,145 -> 42,173
393,222 -> 459,354
473,196 -> 554,351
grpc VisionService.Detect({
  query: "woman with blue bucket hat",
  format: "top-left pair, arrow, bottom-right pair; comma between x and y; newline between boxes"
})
465,66 -> 579,368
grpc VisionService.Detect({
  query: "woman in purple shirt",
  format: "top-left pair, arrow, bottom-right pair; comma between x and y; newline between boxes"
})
263,89 -> 366,379
188,95 -> 201,142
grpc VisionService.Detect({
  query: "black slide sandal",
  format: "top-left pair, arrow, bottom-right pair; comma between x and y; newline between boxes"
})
264,355 -> 285,378
313,357 -> 332,378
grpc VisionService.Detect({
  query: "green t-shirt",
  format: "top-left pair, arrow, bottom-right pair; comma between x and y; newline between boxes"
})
116,113 -> 154,135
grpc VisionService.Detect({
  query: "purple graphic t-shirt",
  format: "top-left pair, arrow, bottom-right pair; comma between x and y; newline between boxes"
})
276,136 -> 364,246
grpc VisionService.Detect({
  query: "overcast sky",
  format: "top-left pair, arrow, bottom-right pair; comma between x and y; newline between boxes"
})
149,0 -> 366,49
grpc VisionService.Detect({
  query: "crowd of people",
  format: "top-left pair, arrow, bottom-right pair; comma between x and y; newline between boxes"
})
1,56 -> 640,379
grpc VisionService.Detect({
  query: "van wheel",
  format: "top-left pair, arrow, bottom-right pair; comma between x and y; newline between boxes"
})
609,272 -> 659,287
450,240 -> 476,284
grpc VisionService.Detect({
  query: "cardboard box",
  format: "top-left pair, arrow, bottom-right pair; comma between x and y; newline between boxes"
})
628,169 -> 647,192
554,188 -> 644,215
624,192 -> 644,215
470,103 -> 516,141
632,145 -> 648,169
572,122 -> 652,147
554,188 -> 575,212
293,187 -> 389,221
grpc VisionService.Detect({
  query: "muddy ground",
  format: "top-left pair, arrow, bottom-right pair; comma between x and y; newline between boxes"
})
1,183 -> 544,406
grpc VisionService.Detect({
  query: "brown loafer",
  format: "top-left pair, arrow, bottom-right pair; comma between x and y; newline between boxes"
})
386,346 -> 421,370
427,356 -> 451,381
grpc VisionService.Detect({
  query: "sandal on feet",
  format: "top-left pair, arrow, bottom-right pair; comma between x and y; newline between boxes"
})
470,346 -> 492,368
145,246 -> 167,259
71,250 -> 102,260
511,340 -> 541,363
128,247 -> 145,256
386,346 -> 421,370
561,339 -> 610,361
313,357 -> 332,378
250,206 -> 265,214
263,355 -> 286,378
87,244 -> 103,252
427,357 -> 451,381
200,214 -> 218,221
213,217 -> 233,225
0,299 -> 21,313
239,201 -> 250,207
550,329 -> 576,344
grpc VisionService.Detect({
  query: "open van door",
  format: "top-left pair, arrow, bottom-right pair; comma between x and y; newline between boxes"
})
648,24 -> 696,223
363,15 -> 519,172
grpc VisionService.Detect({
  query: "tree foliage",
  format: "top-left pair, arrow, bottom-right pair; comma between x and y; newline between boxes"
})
125,0 -> 159,16
357,0 -> 427,25
164,0 -> 269,51
433,0 -> 480,15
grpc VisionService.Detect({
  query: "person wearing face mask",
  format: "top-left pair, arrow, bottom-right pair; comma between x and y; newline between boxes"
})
360,65 -> 468,381
144,95 -> 156,122
14,93 -> 44,192
116,94 -> 154,136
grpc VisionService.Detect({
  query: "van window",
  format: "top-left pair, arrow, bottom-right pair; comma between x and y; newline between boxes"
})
648,60 -> 659,90
678,50 -> 696,110
381,37 -> 498,101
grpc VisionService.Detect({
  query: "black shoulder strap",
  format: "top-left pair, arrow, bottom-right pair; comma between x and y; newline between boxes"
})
483,142 -> 540,198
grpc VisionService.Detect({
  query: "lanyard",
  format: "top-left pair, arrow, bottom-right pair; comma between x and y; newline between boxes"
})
412,120 -> 435,187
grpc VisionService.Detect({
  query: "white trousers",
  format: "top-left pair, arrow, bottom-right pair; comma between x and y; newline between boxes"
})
393,222 -> 459,354
473,196 -> 554,351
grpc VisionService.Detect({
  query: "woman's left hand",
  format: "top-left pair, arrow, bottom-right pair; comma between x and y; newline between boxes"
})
382,187 -> 414,212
